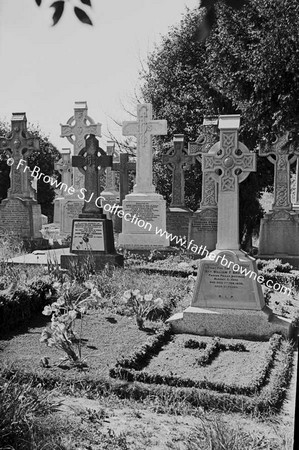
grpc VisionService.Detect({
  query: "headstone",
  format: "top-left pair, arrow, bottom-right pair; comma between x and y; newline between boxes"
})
188,117 -> 219,252
113,153 -> 136,206
118,103 -> 169,248
0,113 -> 45,239
258,131 -> 299,266
162,134 -> 194,246
61,135 -> 123,270
168,115 -> 293,339
53,148 -> 73,226
60,101 -> 102,234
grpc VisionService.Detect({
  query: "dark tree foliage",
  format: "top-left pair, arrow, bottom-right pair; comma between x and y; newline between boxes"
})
141,0 -> 299,246
0,122 -> 60,223
35,0 -> 92,26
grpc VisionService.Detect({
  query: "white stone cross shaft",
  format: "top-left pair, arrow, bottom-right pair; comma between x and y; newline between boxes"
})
122,103 -> 167,194
202,115 -> 256,250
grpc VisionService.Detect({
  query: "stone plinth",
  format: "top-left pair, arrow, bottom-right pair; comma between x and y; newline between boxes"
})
167,250 -> 294,339
168,306 -> 293,340
118,193 -> 169,248
166,208 -> 192,247
258,210 -> 299,267
189,208 -> 217,253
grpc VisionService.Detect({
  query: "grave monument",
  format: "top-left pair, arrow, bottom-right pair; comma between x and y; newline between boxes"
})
258,131 -> 299,266
162,134 -> 194,246
118,103 -> 169,248
188,117 -> 218,252
61,134 -> 123,270
108,152 -> 136,233
53,148 -> 73,226
100,141 -> 119,216
168,115 -> 293,339
60,101 -> 102,234
0,113 -> 45,242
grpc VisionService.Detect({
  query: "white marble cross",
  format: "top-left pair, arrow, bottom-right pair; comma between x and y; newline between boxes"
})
202,115 -> 256,250
60,101 -> 102,191
122,103 -> 167,194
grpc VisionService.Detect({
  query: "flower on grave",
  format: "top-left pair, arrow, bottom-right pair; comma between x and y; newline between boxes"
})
153,297 -> 164,308
42,305 -> 53,316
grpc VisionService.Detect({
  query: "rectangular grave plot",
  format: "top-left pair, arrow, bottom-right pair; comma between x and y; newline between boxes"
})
111,333 -> 280,396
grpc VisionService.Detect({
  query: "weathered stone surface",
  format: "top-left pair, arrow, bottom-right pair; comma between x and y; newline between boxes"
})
258,131 -> 299,264
189,208 -> 217,253
168,115 -> 293,339
162,134 -> 194,209
0,113 -> 43,239
166,210 -> 192,247
61,133 -> 123,270
119,103 -> 169,248
60,101 -> 101,191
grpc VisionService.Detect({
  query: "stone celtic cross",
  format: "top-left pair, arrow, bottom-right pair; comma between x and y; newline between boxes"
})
259,132 -> 299,210
0,113 -> 39,198
162,134 -> 194,209
72,135 -> 112,216
112,153 -> 136,205
122,103 -> 167,194
61,101 -> 102,191
188,117 -> 219,209
203,115 -> 256,250
55,148 -> 72,191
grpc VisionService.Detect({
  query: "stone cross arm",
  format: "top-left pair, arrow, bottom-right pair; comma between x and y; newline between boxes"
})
72,154 -> 112,171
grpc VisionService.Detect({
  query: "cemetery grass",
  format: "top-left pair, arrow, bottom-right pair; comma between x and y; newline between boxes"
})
0,265 -> 297,449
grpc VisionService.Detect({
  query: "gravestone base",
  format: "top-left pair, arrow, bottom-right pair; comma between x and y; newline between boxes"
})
166,208 -> 192,247
188,208 -> 217,252
118,193 -> 169,248
167,249 -> 295,340
258,210 -> 299,266
168,307 -> 294,340
61,253 -> 123,271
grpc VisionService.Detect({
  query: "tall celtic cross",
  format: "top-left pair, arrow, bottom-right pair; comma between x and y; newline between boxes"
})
122,103 -> 167,194
188,116 -> 219,209
112,153 -> 136,205
0,113 -> 39,198
202,115 -> 256,250
61,101 -> 102,191
72,135 -> 112,217
162,134 -> 194,209
259,132 -> 299,210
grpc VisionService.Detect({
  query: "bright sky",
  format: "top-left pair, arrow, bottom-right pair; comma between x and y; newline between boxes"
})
0,0 -> 198,151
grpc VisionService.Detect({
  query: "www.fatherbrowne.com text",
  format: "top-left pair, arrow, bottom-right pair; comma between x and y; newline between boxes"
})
9,158 -> 292,296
